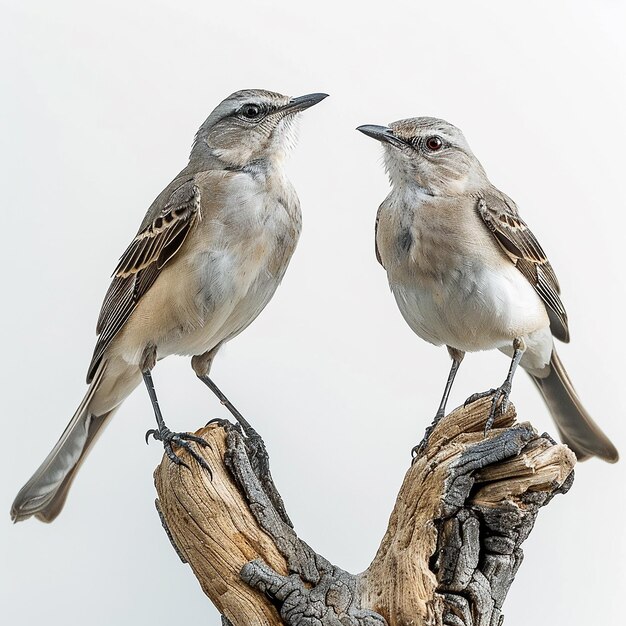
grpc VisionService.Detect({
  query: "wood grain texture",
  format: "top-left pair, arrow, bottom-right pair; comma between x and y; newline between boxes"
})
153,396 -> 576,626
154,424 -> 288,625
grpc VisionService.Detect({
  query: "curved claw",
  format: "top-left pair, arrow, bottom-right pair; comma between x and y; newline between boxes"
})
411,409 -> 445,461
163,442 -> 189,469
145,429 -> 158,445
186,450 -> 211,476
179,433 -> 210,447
172,437 -> 212,476
165,433 -> 213,477
204,417 -> 232,428
411,438 -> 429,459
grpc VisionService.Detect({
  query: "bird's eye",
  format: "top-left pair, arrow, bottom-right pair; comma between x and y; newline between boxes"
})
425,136 -> 443,151
240,104 -> 262,119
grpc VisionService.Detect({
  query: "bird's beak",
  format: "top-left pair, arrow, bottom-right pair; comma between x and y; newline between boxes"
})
357,124 -> 406,148
282,93 -> 329,113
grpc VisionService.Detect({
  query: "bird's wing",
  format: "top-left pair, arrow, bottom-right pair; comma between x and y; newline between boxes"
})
374,203 -> 383,266
87,177 -> 201,381
477,192 -> 570,343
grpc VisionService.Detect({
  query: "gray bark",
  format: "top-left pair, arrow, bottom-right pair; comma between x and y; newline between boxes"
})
153,396 -> 575,626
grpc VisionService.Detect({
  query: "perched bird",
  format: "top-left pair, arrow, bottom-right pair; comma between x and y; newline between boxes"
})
12,89 -> 328,523
357,117 -> 618,462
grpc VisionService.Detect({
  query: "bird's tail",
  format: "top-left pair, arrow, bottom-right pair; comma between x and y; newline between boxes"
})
12,364 -> 120,523
529,349 -> 618,463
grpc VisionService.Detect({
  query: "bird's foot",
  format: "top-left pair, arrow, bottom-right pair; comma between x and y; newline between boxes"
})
464,388 -> 497,407
411,408 -> 446,461
146,426 -> 212,476
464,383 -> 512,435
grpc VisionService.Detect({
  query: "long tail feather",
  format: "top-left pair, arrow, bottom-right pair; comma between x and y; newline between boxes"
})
529,350 -> 618,463
11,365 -> 117,522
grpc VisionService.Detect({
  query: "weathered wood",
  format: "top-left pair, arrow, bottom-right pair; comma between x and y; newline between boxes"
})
153,396 -> 575,626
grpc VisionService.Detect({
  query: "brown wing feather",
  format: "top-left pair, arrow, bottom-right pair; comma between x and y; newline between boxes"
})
87,179 -> 201,382
113,180 -> 200,278
477,193 -> 569,343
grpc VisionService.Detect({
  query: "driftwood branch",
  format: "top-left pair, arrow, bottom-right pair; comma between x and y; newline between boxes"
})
153,397 -> 575,626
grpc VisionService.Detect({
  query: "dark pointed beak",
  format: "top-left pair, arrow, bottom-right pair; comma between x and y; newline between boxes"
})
357,124 -> 406,148
283,92 -> 329,113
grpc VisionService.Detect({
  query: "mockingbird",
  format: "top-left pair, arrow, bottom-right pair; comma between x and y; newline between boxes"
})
12,89 -> 328,522
358,117 -> 618,463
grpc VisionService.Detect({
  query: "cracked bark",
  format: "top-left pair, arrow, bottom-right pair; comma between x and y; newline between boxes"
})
153,396 -> 575,626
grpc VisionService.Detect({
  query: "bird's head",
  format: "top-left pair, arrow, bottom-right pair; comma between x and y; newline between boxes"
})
357,117 -> 487,196
191,89 -> 328,169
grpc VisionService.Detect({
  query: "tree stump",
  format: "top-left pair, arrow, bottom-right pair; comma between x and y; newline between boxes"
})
153,396 -> 575,626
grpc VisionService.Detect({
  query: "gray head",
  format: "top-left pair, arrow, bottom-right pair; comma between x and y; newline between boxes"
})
357,117 -> 487,195
190,89 -> 328,169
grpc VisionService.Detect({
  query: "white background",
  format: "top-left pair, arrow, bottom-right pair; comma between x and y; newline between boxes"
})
1,1 -> 625,624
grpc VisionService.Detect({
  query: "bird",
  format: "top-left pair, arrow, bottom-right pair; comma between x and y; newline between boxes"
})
357,117 -> 618,462
11,89 -> 328,523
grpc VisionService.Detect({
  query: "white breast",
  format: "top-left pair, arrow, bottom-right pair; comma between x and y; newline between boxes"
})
391,260 -> 549,352
381,190 -> 551,362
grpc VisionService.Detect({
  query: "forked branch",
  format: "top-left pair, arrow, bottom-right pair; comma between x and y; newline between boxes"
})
153,397 -> 575,626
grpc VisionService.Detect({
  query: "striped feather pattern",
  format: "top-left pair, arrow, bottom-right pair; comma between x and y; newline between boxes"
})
477,193 -> 570,343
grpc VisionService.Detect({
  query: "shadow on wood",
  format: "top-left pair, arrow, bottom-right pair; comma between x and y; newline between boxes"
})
153,396 -> 575,626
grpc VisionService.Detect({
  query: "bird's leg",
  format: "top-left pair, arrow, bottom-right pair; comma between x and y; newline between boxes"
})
465,338 -> 526,434
142,345 -> 211,474
437,347 -> 466,418
192,349 -> 285,516
412,347 -> 465,458
191,347 -> 259,441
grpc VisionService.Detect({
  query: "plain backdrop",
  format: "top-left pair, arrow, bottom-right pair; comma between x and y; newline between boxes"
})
1,1 -> 625,624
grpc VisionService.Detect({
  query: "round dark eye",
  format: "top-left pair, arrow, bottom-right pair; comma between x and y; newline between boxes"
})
426,136 -> 443,151
241,104 -> 262,119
